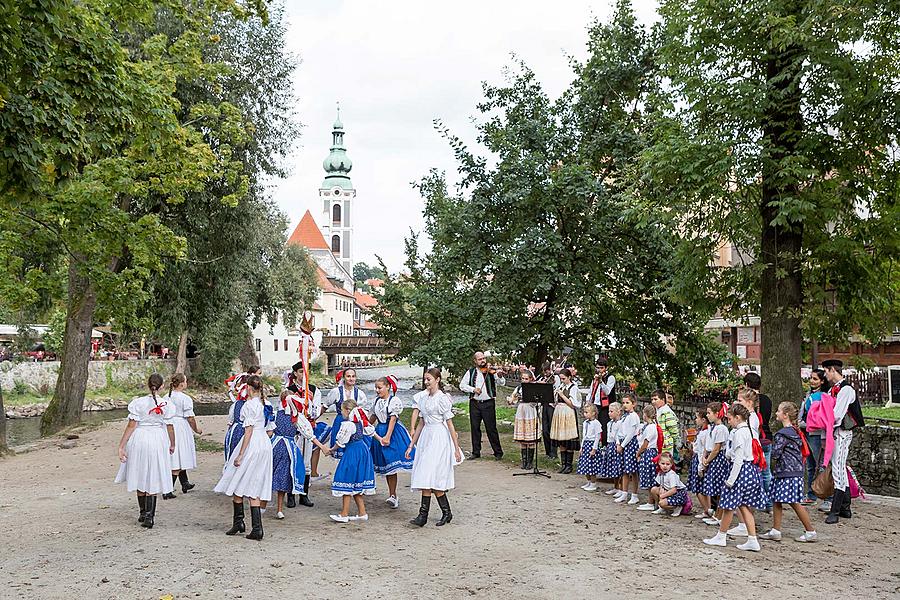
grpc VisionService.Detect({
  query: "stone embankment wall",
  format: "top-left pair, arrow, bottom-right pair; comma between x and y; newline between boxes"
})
0,359 -> 177,393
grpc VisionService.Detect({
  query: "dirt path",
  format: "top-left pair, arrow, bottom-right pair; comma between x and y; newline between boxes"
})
1,416 -> 898,599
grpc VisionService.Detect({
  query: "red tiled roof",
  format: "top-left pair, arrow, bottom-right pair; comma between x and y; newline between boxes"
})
354,291 -> 377,309
287,210 -> 329,250
316,266 -> 354,298
355,321 -> 380,330
365,278 -> 384,288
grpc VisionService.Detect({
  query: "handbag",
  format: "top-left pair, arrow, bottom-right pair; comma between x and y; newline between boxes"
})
812,467 -> 835,499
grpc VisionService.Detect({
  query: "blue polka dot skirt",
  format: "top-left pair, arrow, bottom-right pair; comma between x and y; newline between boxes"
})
577,440 -> 603,476
719,461 -> 766,511
686,454 -> 701,493
665,488 -> 688,507
700,452 -> 728,497
601,441 -> 622,479
769,475 -> 804,505
620,437 -> 639,474
638,448 -> 658,489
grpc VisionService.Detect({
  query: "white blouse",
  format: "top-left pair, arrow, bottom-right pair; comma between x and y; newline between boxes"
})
167,390 -> 195,418
240,397 -> 266,429
127,395 -> 175,427
617,411 -> 640,446
371,395 -> 404,424
638,422 -> 659,448
705,423 -> 729,452
655,470 -> 686,491
334,419 -> 375,447
326,385 -> 369,412
412,390 -> 454,424
606,419 -> 620,445
582,419 -> 602,445
693,427 -> 709,456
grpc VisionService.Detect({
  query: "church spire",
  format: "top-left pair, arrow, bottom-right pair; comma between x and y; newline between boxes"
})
322,103 -> 352,189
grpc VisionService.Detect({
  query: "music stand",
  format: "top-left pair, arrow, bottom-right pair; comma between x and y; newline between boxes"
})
513,382 -> 554,478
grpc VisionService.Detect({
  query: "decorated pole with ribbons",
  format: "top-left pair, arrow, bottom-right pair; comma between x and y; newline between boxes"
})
297,311 -> 317,406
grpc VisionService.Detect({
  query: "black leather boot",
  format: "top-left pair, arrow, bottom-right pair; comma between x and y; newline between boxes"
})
298,476 -> 314,507
561,452 -> 572,474
525,448 -> 534,470
410,495 -> 431,527
137,494 -> 147,523
226,501 -> 245,535
163,474 -> 177,499
840,487 -> 852,518
520,449 -> 528,469
557,449 -> 566,473
825,489 -> 843,524
436,494 -> 453,526
178,470 -> 195,493
141,495 -> 157,529
246,506 -> 264,540
286,494 -> 296,508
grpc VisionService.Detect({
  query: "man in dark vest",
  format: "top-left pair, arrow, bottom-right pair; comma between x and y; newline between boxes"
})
822,359 -> 864,524
588,357 -> 615,444
285,361 -> 320,508
537,362 -> 560,459
459,351 -> 505,460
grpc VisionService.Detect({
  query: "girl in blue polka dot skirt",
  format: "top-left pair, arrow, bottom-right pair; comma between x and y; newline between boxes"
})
635,405 -> 662,510
700,401 -> 729,526
688,409 -> 710,518
703,404 -> 765,552
576,404 -> 603,490
601,402 -> 623,496
759,402 -> 817,543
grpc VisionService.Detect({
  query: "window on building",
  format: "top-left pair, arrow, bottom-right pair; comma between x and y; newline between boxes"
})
331,234 -> 340,254
255,338 -> 261,352
274,339 -> 279,351
332,204 -> 341,226
283,339 -> 288,350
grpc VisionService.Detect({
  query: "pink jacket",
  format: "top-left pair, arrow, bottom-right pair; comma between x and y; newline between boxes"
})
805,392 -> 836,465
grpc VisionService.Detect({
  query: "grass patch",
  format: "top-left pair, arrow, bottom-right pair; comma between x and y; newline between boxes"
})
862,406 -> 900,422
0,382 -> 147,407
195,436 -> 225,453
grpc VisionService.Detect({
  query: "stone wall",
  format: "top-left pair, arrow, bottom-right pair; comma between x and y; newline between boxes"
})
0,359 -> 177,393
668,400 -> 900,497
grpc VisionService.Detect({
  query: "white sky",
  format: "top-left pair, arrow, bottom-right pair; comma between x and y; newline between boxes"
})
272,0 -> 659,272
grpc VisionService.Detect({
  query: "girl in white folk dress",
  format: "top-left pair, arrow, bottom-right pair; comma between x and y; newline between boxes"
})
509,369 -> 540,470
115,374 -> 176,529
214,374 -> 273,541
406,367 -> 464,527
163,373 -> 202,500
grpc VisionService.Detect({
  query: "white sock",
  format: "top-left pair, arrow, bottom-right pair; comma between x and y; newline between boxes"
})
260,508 -> 267,514
769,528 -> 780,535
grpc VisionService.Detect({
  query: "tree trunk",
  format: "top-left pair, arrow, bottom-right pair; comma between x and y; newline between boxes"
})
758,42 -> 804,408
0,382 -> 8,454
41,262 -> 97,435
175,330 -> 191,378
238,331 -> 259,371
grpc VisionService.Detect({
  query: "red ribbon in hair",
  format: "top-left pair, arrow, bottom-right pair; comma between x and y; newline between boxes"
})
655,424 -> 664,454
751,438 -> 767,470
350,407 -> 370,428
385,375 -> 398,395
717,401 -> 729,420
793,426 -> 811,461
335,370 -> 345,384
148,401 -> 167,415
756,411 -> 767,440
652,453 -> 663,473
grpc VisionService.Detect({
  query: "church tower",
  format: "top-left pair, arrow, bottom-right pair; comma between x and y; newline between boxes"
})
319,105 -> 355,277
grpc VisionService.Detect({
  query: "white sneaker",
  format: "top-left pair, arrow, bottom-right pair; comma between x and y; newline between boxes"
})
818,501 -> 832,512
584,484 -> 598,492
703,517 -> 721,526
671,506 -> 683,517
311,473 -> 330,482
614,493 -> 628,503
703,532 -> 727,547
349,514 -> 369,522
605,489 -> 619,496
727,523 -> 748,537
275,511 -> 285,520
329,514 -> 350,523
627,495 -> 640,505
795,531 -> 817,543
737,536 -> 761,552
637,503 -> 656,511
694,512 -> 708,519
652,507 -> 666,515
581,483 -> 593,490
759,529 -> 782,541
386,495 -> 399,508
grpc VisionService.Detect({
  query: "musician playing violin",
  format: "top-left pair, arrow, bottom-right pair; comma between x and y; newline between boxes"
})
459,351 -> 506,460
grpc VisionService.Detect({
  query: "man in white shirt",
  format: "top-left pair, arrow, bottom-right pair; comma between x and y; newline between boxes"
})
587,358 -> 616,444
823,359 -> 863,524
459,351 -> 506,460
537,362 -> 560,459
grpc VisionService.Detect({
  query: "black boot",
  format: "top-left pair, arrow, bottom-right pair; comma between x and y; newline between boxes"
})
298,476 -> 314,507
246,506 -> 264,540
557,448 -> 566,473
137,494 -> 147,523
286,494 -> 296,508
825,489 -> 843,524
141,495 -> 157,529
178,470 -> 195,493
436,494 -> 453,526
226,501 -> 245,535
561,452 -> 572,474
163,474 -> 177,499
410,495 -> 431,527
520,449 -> 528,469
525,448 -> 534,470
840,487 -> 852,518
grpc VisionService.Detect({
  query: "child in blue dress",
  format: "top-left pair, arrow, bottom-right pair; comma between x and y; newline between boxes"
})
759,401 -> 817,543
703,404 -> 766,552
616,394 -> 641,505
700,401 -> 729,526
329,401 -> 376,523
602,402 -> 623,496
636,405 -> 662,510
369,375 -> 415,508
649,452 -> 688,515
576,404 -> 603,491
688,409 -> 711,519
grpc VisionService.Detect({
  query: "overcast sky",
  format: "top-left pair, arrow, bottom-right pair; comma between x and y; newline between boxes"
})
272,0 -> 659,272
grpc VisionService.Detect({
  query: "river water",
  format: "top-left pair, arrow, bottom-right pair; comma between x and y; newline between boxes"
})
6,371 -> 467,447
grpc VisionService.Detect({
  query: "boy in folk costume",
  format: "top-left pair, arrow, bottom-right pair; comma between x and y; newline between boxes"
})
591,358 -> 616,444
822,359 -> 864,524
283,360 -> 323,508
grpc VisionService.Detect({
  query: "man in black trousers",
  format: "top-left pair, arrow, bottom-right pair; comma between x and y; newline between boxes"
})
459,351 -> 506,460
537,362 -> 560,459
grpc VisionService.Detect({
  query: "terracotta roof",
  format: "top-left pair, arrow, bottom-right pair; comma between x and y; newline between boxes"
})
287,210 -> 329,250
316,266 -> 354,298
311,301 -> 324,311
365,278 -> 384,288
354,291 -> 377,309
355,321 -> 381,330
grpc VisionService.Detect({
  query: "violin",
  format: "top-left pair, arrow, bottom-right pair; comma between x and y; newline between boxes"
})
480,365 -> 505,376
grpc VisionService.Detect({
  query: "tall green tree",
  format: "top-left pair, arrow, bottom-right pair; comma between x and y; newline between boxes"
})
645,0 -> 900,405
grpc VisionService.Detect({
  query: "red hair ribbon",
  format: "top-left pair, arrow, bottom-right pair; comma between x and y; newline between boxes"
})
224,374 -> 236,387
652,453 -> 662,473
717,402 -> 729,420
793,426 -> 811,461
148,401 -> 167,415
655,424 -> 664,454
751,438 -> 767,470
350,407 -> 370,428
335,370 -> 345,384
385,375 -> 398,395
756,411 -> 767,440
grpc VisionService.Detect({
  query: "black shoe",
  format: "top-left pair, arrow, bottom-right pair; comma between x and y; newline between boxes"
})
137,495 -> 147,523
494,454 -> 504,461
520,449 -> 528,469
557,458 -> 567,474
162,492 -> 176,500
470,453 -> 481,459
562,452 -> 573,474
141,495 -> 157,529
840,487 -> 852,518
524,448 -> 534,470
226,501 -> 245,535
178,471 -> 195,494
435,494 -> 453,526
286,494 -> 296,508
825,489 -> 843,525
246,506 -> 263,540
298,477 -> 314,507
410,495 -> 431,527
